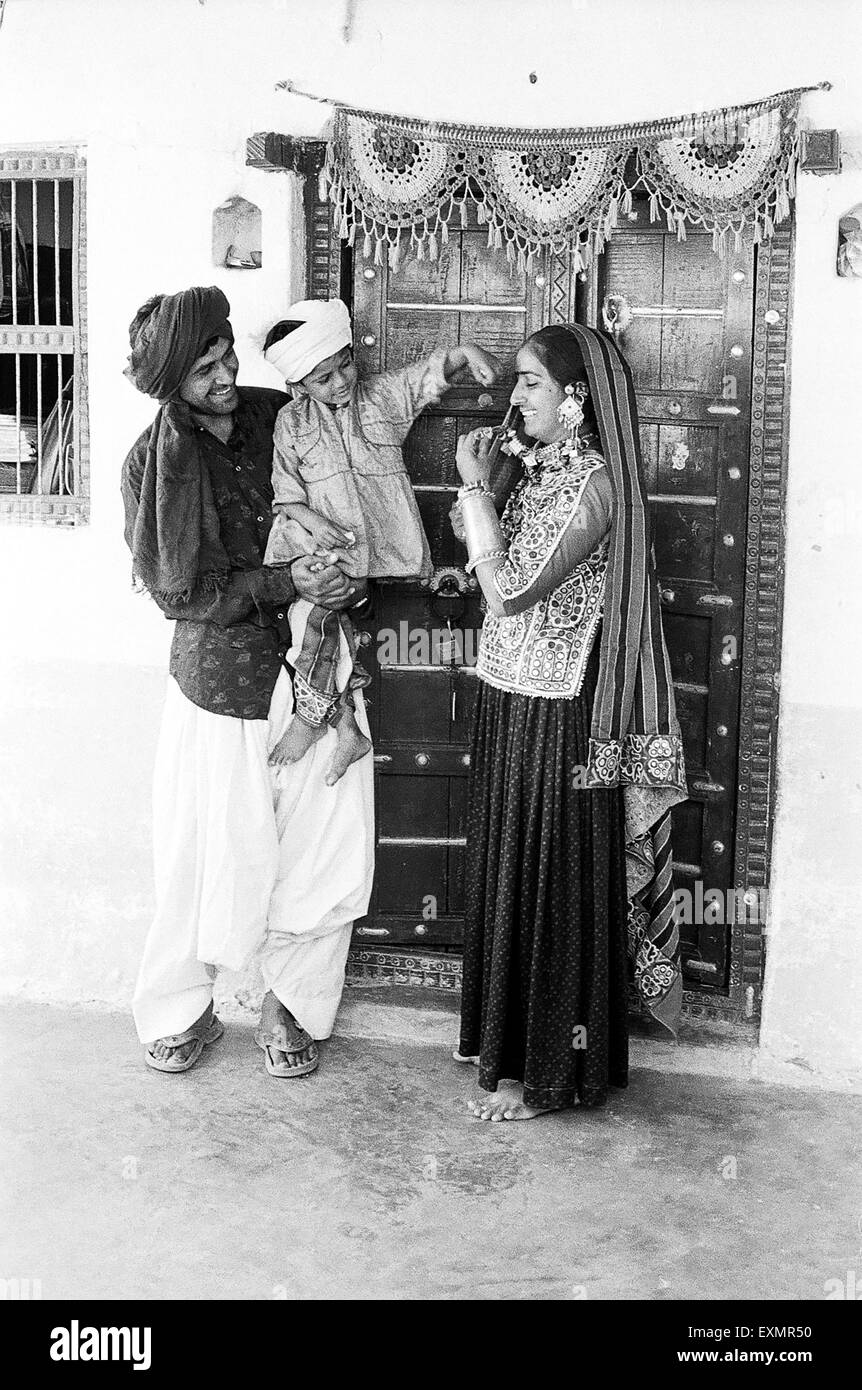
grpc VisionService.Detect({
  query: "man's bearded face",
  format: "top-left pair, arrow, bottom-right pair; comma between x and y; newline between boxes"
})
179,335 -> 239,416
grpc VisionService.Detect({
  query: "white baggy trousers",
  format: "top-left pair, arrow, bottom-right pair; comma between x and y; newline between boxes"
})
133,639 -> 374,1045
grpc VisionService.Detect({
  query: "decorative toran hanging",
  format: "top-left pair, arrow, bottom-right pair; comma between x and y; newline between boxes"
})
291,83 -> 828,274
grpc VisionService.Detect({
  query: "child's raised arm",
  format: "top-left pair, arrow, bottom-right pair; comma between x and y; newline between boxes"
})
370,344 -> 503,446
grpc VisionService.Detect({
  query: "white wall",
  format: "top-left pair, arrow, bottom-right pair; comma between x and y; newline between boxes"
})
0,0 -> 860,1085
759,119 -> 862,1089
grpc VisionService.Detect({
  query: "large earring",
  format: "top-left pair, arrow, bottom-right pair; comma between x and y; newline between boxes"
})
557,381 -> 588,450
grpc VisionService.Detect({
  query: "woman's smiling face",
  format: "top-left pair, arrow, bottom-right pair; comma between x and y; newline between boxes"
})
510,344 -> 567,444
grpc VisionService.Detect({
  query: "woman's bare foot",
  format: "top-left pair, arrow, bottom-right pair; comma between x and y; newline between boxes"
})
467,1080 -> 560,1122
269,717 -> 327,766
324,706 -> 372,786
452,1049 -> 480,1065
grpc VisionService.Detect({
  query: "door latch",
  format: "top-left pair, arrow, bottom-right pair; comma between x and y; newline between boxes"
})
426,566 -> 475,626
698,593 -> 734,607
430,576 -> 466,626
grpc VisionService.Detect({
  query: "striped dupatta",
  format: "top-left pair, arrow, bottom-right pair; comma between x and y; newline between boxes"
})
562,324 -> 688,1034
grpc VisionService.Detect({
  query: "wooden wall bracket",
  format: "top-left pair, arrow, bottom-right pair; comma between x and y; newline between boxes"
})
246,132 -> 342,299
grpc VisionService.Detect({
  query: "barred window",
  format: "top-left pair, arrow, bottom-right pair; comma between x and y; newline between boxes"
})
0,150 -> 88,525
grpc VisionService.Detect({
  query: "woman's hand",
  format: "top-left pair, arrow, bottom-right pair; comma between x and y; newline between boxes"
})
456,427 -> 493,486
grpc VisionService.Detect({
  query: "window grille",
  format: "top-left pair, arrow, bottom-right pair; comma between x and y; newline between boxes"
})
0,150 -> 88,524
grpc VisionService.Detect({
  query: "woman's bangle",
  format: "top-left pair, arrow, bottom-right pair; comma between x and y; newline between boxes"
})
457,480 -> 491,498
460,488 -> 505,566
465,548 -> 507,575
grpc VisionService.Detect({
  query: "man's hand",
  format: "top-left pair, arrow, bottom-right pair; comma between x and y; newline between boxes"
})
291,553 -> 355,609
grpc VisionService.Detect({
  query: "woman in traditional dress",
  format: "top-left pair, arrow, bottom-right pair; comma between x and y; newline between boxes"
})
452,322 -> 687,1120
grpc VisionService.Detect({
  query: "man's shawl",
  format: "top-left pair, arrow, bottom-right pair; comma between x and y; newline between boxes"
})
121,286 -> 234,604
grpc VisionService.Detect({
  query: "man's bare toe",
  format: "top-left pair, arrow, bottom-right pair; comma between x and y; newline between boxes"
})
276,1044 -> 313,1068
148,1037 -> 195,1066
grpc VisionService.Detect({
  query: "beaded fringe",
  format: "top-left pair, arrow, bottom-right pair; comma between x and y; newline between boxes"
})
320,88 -> 810,275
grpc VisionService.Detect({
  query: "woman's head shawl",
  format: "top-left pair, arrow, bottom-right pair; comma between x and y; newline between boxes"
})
561,323 -> 688,1034
121,286 -> 236,605
124,285 -> 233,402
264,298 -> 352,383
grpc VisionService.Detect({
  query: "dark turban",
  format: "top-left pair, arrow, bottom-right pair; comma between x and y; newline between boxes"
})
124,285 -> 233,401
120,286 -> 235,604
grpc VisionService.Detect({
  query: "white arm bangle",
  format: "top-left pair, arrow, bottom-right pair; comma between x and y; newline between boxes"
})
460,489 -> 505,566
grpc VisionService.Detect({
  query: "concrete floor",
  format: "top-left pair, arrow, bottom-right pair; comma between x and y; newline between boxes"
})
2,1000 -> 859,1301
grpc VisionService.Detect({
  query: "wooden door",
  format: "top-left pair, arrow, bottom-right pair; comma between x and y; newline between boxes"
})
351,214 -> 544,949
592,192 -> 755,991
350,194 -> 755,997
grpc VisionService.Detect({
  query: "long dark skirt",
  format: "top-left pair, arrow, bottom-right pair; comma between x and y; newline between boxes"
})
459,642 -> 629,1109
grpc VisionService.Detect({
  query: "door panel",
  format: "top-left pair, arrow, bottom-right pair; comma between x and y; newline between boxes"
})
352,213 -> 543,951
595,192 -> 755,990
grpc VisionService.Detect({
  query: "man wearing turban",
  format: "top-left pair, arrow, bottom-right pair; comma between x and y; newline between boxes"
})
121,286 -> 375,1078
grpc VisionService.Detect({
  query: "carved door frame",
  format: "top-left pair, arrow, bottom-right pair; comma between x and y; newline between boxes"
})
247,134 -> 794,1034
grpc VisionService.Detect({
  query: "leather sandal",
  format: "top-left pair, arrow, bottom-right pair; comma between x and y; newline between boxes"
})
254,1016 -> 319,1078
145,1006 -> 224,1074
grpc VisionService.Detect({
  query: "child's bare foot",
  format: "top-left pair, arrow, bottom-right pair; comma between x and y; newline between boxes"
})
324,707 -> 372,786
269,718 -> 326,766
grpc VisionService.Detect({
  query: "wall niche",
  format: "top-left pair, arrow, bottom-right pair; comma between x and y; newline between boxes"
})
212,195 -> 261,269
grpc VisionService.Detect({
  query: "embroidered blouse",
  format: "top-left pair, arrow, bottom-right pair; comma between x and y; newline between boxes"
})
476,444 -> 613,700
265,351 -> 451,580
124,387 -> 297,719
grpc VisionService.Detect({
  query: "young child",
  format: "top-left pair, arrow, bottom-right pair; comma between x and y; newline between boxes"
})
263,297 -> 500,785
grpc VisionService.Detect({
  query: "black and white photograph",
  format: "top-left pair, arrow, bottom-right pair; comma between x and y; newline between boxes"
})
0,0 -> 859,1348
